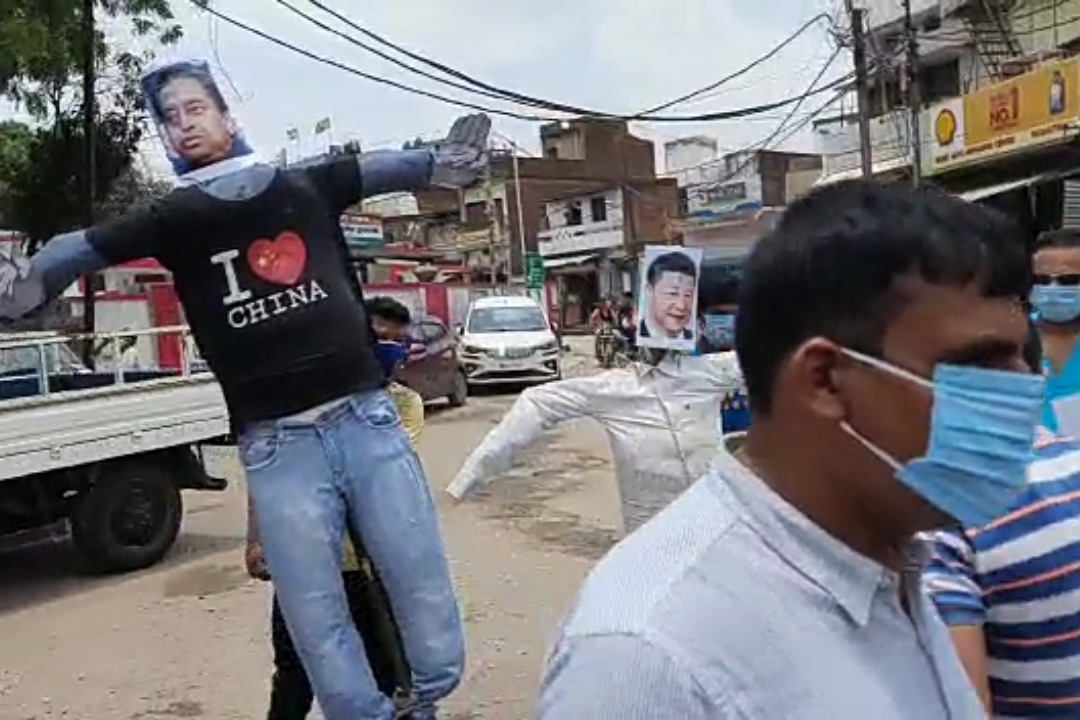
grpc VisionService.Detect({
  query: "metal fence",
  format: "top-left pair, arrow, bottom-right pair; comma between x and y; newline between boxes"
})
0,325 -> 205,399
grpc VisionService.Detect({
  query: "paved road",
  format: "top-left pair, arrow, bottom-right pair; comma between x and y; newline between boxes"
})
0,349 -> 619,719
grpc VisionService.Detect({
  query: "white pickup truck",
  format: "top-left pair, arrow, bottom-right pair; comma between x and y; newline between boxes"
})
0,328 -> 231,573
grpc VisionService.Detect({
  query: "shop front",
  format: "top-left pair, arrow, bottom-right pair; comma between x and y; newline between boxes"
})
922,56 -> 1080,241
538,220 -> 627,329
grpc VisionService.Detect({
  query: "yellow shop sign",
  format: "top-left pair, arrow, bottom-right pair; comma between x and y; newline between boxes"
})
926,57 -> 1080,174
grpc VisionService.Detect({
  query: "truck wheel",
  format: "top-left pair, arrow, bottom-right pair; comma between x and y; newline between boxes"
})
70,460 -> 183,574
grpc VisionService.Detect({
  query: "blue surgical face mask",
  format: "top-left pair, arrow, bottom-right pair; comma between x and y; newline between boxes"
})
374,340 -> 409,378
1031,284 -> 1080,324
839,349 -> 1044,527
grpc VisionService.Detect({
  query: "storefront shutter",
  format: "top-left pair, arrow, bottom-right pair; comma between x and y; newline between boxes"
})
1062,180 -> 1080,229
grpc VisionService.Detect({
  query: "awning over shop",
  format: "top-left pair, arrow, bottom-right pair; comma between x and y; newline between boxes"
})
543,253 -> 596,269
959,173 -> 1057,202
814,156 -> 910,187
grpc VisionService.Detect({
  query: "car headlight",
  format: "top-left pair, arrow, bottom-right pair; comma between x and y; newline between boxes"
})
461,344 -> 484,355
537,341 -> 559,352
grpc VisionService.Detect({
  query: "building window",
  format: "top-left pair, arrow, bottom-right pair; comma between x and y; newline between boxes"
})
920,59 -> 959,104
590,196 -> 607,223
565,201 -> 583,226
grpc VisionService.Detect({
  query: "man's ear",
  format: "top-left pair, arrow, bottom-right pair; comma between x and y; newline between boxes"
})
785,336 -> 850,421
226,114 -> 239,136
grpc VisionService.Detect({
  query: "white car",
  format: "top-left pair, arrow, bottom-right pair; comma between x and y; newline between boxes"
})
458,295 -> 562,387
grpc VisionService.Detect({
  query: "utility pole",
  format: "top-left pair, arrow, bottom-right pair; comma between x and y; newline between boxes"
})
903,0 -> 923,186
845,0 -> 874,178
481,145 -> 504,287
80,0 -> 97,366
509,144 -> 527,287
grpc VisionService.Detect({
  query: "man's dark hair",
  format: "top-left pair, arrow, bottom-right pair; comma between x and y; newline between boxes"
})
736,180 -> 1029,414
1034,228 -> 1080,252
365,296 -> 412,325
144,62 -> 229,120
646,251 -> 698,285
1022,319 -> 1043,373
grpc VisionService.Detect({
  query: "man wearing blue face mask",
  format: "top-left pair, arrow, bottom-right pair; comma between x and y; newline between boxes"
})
1030,229 -> 1080,433
922,321 -> 1080,716
539,180 -> 1035,719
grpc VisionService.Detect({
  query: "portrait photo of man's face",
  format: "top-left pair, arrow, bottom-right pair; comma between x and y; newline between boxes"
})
141,60 -> 254,178
159,74 -> 233,166
648,253 -> 698,334
636,246 -> 703,351
648,267 -> 695,336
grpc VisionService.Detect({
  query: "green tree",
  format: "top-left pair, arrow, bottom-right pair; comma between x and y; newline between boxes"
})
7,112 -> 144,248
0,0 -> 182,245
0,0 -> 181,119
0,120 -> 34,225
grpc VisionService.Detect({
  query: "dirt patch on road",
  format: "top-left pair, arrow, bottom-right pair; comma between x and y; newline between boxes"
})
130,699 -> 205,718
471,440 -> 617,560
162,564 -> 249,599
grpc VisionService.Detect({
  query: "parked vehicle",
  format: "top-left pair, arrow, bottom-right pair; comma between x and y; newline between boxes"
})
0,332 -> 91,379
0,328 -> 229,574
395,314 -> 467,407
458,295 -> 562,387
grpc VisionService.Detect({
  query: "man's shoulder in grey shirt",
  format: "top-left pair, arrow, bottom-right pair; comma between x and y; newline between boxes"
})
537,453 -> 984,719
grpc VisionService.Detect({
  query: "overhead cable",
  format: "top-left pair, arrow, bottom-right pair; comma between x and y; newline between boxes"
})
296,0 -> 829,118
194,2 -> 853,123
688,47 -> 843,190
635,14 -> 830,115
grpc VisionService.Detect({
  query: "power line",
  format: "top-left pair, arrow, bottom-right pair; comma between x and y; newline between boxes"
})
192,2 -> 552,122
297,0 -> 829,118
275,0 -> 596,117
636,14 -> 830,115
682,47 -> 844,193
191,1 -> 851,124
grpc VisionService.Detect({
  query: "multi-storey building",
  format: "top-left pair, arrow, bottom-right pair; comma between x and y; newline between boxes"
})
818,0 -> 1080,187
397,119 -> 679,326
662,144 -> 821,263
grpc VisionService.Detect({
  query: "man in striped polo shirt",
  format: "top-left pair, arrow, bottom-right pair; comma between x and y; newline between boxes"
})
923,325 -> 1080,716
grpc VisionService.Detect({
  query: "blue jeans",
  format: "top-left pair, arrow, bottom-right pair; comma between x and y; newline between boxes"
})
241,388 -> 465,720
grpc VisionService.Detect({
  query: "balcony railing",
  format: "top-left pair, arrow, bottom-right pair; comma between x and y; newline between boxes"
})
538,220 -> 625,256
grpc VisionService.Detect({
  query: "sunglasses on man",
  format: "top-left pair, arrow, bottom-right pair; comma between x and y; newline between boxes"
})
1033,273 -> 1080,287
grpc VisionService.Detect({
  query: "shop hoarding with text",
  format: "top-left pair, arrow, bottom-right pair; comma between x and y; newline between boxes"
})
924,57 -> 1080,175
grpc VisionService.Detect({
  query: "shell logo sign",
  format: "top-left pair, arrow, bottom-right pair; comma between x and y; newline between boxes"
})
934,108 -> 958,147
924,57 -> 1080,175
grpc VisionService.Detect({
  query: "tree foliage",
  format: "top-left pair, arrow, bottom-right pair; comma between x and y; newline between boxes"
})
4,113 -> 142,247
0,0 -> 181,118
0,0 -> 182,244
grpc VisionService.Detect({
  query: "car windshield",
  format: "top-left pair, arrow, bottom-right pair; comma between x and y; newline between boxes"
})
0,341 -> 86,375
467,306 -> 548,333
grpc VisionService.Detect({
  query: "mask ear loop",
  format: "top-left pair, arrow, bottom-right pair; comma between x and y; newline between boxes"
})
841,348 -> 934,391
837,348 -> 928,472
840,422 -> 903,471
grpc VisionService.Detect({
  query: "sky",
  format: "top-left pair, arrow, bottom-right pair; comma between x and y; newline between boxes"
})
30,0 -> 855,178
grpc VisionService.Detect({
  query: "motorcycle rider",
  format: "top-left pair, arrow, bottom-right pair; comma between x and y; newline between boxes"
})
615,293 -> 637,354
590,297 -> 618,329
590,297 -> 618,360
